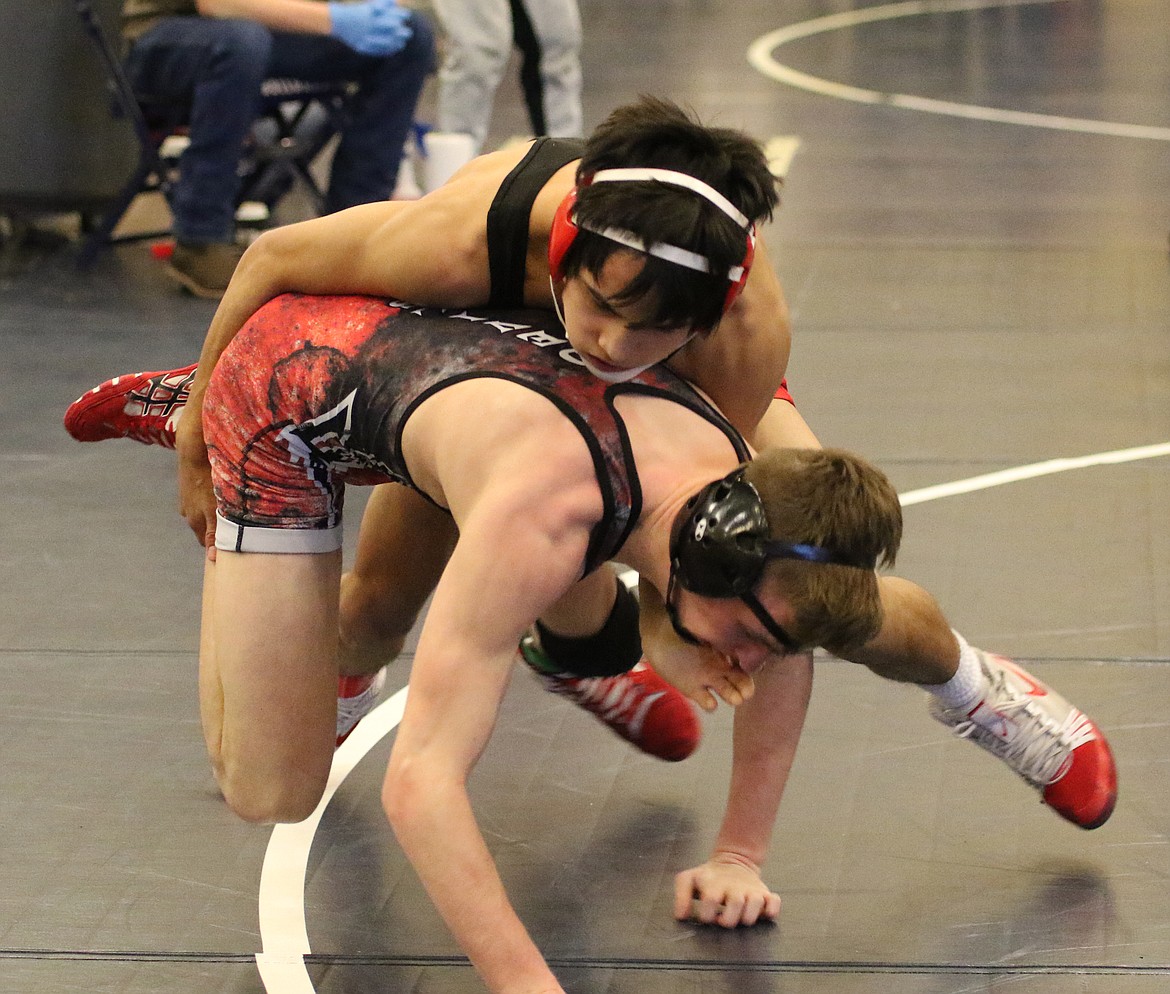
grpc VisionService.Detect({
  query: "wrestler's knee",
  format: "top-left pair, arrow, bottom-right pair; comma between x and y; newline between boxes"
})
211,746 -> 330,824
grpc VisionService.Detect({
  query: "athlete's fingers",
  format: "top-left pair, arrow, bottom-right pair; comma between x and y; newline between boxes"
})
715,666 -> 755,706
715,893 -> 747,928
673,871 -> 699,919
729,662 -> 755,697
692,686 -> 719,712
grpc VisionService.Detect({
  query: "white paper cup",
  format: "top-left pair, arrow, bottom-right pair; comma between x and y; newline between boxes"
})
421,131 -> 477,193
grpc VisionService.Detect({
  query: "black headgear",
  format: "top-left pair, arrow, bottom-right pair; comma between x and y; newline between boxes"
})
669,468 -> 875,599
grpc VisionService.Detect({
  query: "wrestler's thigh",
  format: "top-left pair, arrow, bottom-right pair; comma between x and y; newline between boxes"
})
538,565 -> 619,636
350,484 -> 458,624
207,548 -> 341,816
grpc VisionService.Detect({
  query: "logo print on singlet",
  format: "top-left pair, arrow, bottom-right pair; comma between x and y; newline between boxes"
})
280,389 -> 397,488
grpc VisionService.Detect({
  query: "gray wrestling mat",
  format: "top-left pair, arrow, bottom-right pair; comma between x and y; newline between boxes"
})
3,0 -> 1168,991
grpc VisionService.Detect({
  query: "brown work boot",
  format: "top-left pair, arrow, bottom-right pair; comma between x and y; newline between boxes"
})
166,241 -> 245,299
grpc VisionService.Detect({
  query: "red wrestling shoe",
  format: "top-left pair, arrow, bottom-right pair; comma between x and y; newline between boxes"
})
336,669 -> 387,747
930,650 -> 1117,829
64,364 -> 197,449
520,632 -> 701,761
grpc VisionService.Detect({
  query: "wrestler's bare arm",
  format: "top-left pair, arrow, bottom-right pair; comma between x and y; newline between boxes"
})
176,205 -> 403,539
626,440 -> 812,928
195,0 -> 331,33
175,149 -> 527,543
666,238 -> 793,438
671,237 -> 822,450
382,455 -> 597,994
634,577 -> 813,925
196,144 -> 524,384
674,649 -> 814,927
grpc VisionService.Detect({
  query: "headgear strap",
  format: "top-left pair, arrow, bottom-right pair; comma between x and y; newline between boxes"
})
576,167 -> 754,281
665,467 -> 875,653
589,168 -> 752,227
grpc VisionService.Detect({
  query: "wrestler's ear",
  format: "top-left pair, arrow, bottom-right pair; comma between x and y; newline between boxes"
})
548,188 -> 580,282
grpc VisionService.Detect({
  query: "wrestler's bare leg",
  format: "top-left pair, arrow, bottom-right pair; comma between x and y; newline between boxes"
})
750,399 -> 961,680
200,548 -> 341,823
842,576 -> 960,682
749,400 -> 1114,826
339,484 -> 458,677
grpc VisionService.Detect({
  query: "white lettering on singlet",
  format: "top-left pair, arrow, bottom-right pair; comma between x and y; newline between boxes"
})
385,301 -> 589,369
515,329 -> 563,347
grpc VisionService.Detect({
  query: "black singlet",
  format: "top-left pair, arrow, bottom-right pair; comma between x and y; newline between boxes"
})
486,137 -> 584,307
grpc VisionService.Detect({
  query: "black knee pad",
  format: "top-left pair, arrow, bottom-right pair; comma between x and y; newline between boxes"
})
534,577 -> 641,677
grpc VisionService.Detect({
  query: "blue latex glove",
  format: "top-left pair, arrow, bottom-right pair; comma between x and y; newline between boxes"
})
328,0 -> 413,56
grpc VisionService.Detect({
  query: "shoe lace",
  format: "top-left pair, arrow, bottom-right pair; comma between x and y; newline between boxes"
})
950,670 -> 1078,787
551,672 -> 663,738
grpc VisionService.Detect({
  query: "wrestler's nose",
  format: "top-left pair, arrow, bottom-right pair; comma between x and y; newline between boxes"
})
595,321 -> 630,364
734,646 -> 769,675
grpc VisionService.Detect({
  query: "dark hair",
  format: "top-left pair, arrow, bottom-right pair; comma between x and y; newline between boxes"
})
561,96 -> 780,334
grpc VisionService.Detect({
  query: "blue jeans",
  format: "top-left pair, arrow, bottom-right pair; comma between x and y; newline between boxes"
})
125,15 -> 435,243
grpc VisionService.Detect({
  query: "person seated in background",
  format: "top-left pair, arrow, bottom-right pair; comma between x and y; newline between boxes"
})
120,0 -> 435,298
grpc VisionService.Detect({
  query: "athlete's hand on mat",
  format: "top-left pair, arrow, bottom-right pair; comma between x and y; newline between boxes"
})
644,638 -> 755,712
674,852 -> 780,927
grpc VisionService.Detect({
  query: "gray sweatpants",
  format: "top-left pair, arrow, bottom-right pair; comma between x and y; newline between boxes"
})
433,0 -> 583,151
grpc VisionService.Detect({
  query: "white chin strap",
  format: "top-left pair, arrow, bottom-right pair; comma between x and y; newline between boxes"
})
577,354 -> 659,384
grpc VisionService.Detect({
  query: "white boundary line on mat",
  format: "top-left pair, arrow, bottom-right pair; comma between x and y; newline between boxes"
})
748,0 -> 1170,142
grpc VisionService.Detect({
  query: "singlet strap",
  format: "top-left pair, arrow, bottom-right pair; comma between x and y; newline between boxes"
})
487,137 -> 584,307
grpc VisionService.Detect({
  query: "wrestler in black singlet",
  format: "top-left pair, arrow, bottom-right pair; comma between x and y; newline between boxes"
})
486,137 -> 584,307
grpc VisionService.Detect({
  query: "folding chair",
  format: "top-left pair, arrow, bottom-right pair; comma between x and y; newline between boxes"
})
72,0 -> 354,266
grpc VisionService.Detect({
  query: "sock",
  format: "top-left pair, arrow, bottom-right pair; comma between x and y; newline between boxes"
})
336,670 -> 386,743
922,631 -> 987,712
